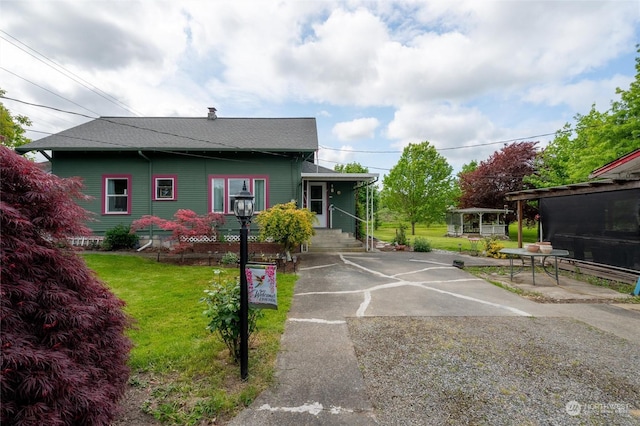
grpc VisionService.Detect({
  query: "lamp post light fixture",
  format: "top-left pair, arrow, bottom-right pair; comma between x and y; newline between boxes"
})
233,181 -> 254,381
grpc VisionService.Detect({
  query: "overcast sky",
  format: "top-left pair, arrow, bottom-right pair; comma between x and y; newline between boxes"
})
2,0 -> 638,175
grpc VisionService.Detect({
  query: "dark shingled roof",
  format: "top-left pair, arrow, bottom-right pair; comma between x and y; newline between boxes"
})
301,161 -> 336,174
16,117 -> 318,153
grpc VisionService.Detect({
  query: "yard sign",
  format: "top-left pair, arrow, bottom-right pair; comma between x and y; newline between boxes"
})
246,263 -> 278,309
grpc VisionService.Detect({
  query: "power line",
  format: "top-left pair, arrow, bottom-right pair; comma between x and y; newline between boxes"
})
315,156 -> 391,172
26,129 -> 256,163
0,30 -> 143,116
3,96 -> 295,159
319,133 -> 560,155
1,67 -> 101,116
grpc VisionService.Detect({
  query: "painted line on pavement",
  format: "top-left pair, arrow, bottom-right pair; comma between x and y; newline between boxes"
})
340,254 -> 392,278
299,263 -> 339,271
356,291 -> 371,317
409,258 -> 452,266
416,283 -> 531,316
258,402 -> 354,415
392,266 -> 457,278
288,318 -> 346,324
337,254 -> 531,317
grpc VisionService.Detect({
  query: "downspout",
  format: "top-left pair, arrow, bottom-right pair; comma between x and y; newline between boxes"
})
138,150 -> 153,249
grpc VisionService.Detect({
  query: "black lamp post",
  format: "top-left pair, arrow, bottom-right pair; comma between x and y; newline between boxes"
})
233,181 -> 254,380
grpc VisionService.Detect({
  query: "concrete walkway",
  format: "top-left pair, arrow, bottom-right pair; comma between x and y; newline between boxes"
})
229,251 -> 640,425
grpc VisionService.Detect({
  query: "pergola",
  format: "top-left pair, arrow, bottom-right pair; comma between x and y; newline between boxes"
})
446,207 -> 510,237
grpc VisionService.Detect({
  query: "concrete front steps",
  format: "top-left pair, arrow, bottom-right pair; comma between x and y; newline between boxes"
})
308,228 -> 365,253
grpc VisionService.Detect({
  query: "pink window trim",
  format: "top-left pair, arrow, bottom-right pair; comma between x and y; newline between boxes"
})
152,174 -> 178,201
208,175 -> 269,214
102,174 -> 132,215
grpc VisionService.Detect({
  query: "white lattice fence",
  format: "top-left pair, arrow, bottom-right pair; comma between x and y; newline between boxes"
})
181,235 -> 218,243
179,234 -> 270,243
67,236 -> 105,247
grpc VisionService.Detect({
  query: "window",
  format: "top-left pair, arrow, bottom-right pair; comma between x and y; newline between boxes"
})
153,175 -> 177,201
103,175 -> 131,214
209,176 -> 268,214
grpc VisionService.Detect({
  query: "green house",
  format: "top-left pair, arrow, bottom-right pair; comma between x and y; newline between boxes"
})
17,109 -> 378,249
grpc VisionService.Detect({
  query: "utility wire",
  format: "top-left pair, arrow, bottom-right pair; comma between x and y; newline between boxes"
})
1,67 -> 101,116
0,30 -> 142,116
319,131 -> 563,154
3,96 -> 294,159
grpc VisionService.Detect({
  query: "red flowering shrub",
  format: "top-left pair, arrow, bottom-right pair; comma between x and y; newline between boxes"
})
0,147 -> 132,425
131,209 -> 225,253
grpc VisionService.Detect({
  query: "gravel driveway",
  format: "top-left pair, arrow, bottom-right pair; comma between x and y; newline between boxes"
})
348,316 -> 640,425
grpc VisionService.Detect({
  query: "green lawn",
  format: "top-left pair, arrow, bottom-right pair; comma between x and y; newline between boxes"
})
83,254 -> 296,425
373,223 -> 539,252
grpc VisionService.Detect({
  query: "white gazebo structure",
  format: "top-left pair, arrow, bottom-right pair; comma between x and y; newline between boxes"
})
446,207 -> 510,237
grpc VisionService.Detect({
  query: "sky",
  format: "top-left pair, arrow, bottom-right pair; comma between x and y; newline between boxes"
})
1,0 -> 639,177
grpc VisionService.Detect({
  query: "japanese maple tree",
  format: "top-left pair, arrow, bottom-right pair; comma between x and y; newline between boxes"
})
1,147 -> 132,425
131,209 -> 225,252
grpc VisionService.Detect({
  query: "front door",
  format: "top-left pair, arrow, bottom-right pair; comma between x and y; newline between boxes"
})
309,183 -> 327,227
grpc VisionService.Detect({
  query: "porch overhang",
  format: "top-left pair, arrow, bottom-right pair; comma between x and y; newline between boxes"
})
301,172 -> 378,182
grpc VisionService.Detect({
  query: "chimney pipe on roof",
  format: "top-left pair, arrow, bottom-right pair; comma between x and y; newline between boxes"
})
208,107 -> 217,120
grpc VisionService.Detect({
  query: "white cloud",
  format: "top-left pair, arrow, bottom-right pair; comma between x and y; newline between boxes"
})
1,0 -> 637,175
332,117 -> 380,141
523,74 -> 632,113
317,144 -> 357,169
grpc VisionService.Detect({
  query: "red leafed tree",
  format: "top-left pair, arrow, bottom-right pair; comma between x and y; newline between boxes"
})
458,142 -> 538,222
131,209 -> 225,252
1,147 -> 132,425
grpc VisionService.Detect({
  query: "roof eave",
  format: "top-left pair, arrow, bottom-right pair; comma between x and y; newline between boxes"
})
302,172 -> 379,181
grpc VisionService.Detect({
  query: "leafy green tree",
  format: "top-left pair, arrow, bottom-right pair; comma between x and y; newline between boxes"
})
0,89 -> 32,149
255,202 -> 315,259
381,141 -> 455,234
529,46 -> 640,187
334,162 -> 380,236
452,160 -> 478,206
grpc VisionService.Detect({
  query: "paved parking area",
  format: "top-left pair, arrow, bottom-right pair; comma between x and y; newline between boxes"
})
230,251 -> 640,425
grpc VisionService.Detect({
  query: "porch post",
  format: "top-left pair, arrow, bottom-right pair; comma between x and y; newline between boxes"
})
366,181 -> 370,251
517,200 -> 523,248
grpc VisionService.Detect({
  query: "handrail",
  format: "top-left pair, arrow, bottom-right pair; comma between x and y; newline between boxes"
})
329,204 -> 366,223
329,204 -> 375,251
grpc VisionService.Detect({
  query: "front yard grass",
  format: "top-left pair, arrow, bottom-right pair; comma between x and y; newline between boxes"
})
83,253 -> 296,425
373,223 -> 538,252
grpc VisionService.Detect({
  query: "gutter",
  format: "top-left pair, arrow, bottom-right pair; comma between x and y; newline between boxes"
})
137,150 -> 153,242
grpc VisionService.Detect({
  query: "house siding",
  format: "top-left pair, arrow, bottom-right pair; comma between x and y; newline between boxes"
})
329,182 -> 357,235
52,151 -> 304,234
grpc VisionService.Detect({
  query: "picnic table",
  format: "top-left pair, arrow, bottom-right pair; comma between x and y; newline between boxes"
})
499,248 -> 570,285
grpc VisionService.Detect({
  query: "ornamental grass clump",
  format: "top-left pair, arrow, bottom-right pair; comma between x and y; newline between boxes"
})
201,270 -> 261,362
0,147 -> 132,425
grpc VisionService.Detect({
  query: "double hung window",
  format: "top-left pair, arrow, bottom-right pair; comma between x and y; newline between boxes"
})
103,175 -> 131,214
210,176 -> 267,214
